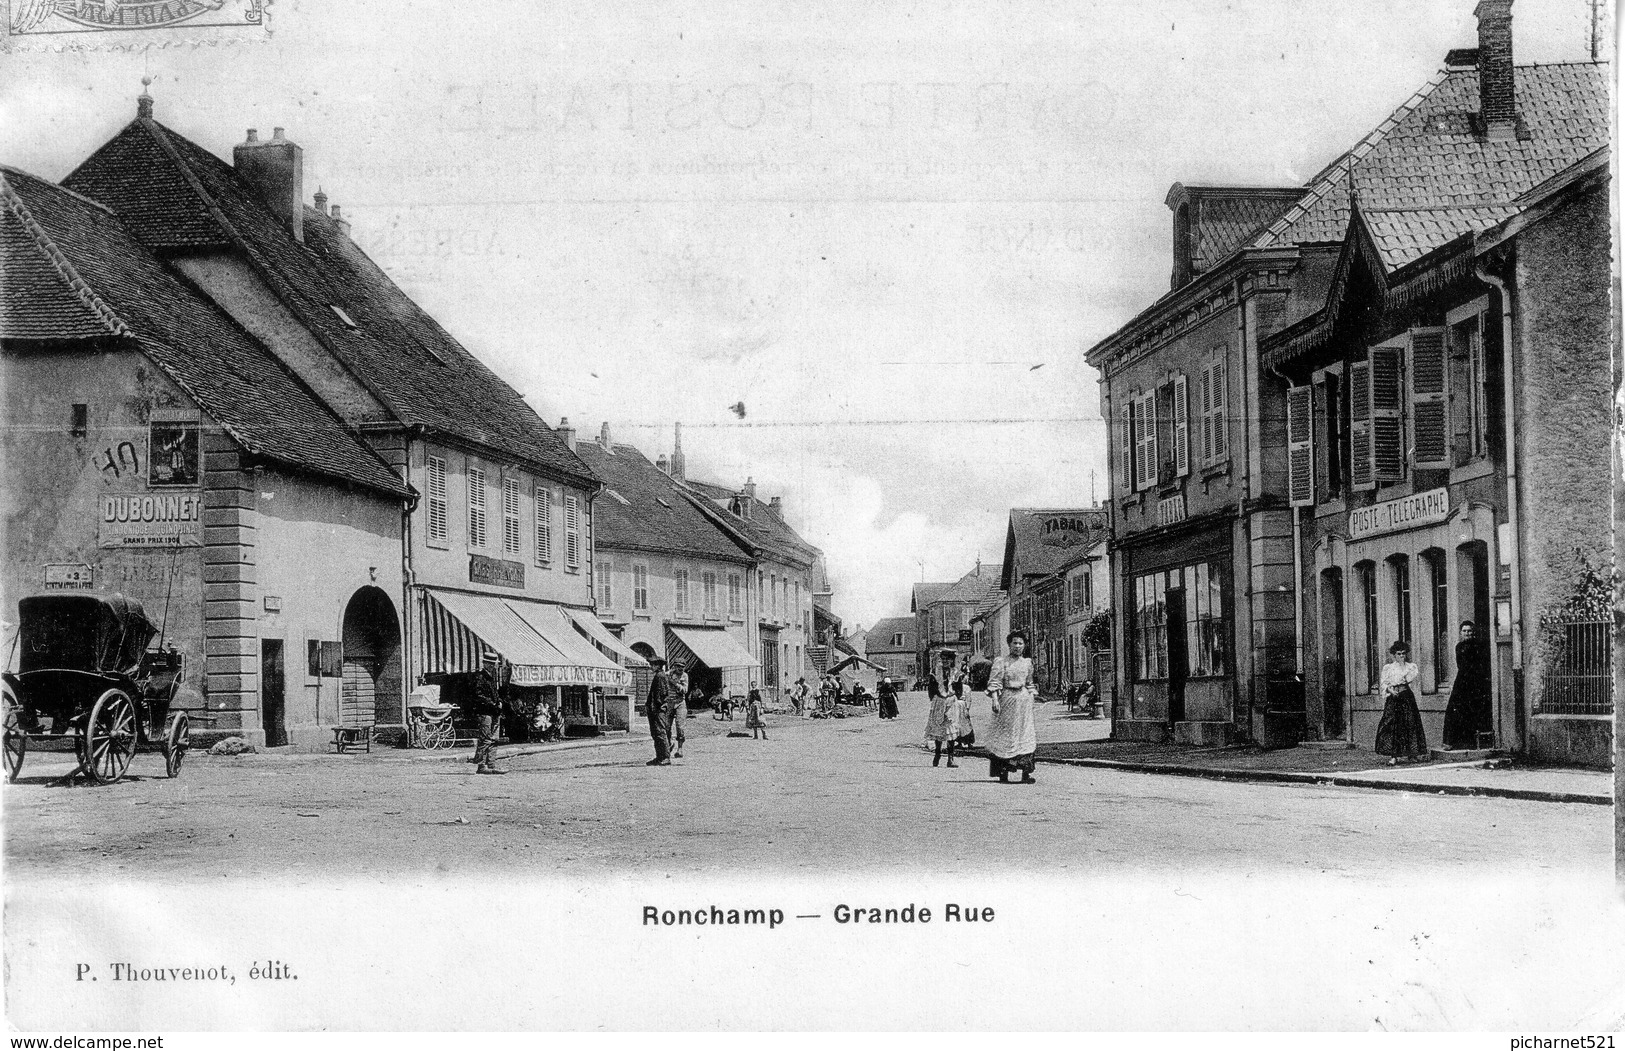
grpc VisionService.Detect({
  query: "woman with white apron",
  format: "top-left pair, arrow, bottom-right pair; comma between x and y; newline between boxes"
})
984,630 -> 1038,783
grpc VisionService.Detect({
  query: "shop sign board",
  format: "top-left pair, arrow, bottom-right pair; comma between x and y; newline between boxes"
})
44,564 -> 95,590
509,663 -> 632,689
469,554 -> 525,589
1348,487 -> 1450,541
99,491 -> 203,547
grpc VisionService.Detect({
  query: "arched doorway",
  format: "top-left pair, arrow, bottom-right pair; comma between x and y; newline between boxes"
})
342,587 -> 402,728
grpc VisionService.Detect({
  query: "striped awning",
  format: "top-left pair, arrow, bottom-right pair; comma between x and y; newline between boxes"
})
665,625 -> 759,672
566,610 -> 650,669
420,589 -> 631,690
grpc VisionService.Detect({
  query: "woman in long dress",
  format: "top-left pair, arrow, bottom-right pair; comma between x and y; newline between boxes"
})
1441,621 -> 1492,750
924,664 -> 963,767
1374,640 -> 1428,763
984,631 -> 1038,784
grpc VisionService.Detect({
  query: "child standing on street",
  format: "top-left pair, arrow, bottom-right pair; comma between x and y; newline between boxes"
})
746,684 -> 768,740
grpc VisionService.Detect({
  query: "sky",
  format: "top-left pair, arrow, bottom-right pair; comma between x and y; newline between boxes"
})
1,0 -> 1604,628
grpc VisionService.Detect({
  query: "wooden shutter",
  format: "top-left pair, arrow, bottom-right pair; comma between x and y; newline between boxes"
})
1287,384 -> 1315,507
1142,392 -> 1159,488
1407,327 -> 1449,469
1349,359 -> 1374,491
1173,373 -> 1190,477
1199,366 -> 1214,462
1210,360 -> 1228,459
1132,395 -> 1147,490
1312,381 -> 1330,497
1370,343 -> 1405,483
1120,401 -> 1133,492
564,493 -> 581,566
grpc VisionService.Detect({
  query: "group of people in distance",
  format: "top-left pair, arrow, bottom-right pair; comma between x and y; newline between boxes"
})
1375,619 -> 1494,763
925,630 -> 1040,784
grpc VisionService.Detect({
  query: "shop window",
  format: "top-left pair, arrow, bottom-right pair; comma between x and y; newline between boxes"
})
502,476 -> 521,555
467,467 -> 487,549
1183,561 -> 1228,677
1356,560 -> 1379,693
533,486 -> 553,566
1388,554 -> 1412,652
1133,572 -> 1169,681
633,564 -> 649,611
1423,548 -> 1450,689
426,456 -> 448,547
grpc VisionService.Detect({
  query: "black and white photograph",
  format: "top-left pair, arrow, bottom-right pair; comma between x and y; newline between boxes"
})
1,0 -> 1621,1036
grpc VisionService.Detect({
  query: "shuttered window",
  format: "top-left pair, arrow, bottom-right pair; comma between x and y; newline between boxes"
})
675,568 -> 690,613
1120,401 -> 1134,492
564,493 -> 581,568
1349,359 -> 1374,491
534,486 -> 553,565
703,571 -> 718,612
1200,358 -> 1228,465
728,573 -> 742,615
1133,392 -> 1158,490
633,564 -> 649,610
1407,327 -> 1449,469
1370,343 -> 1405,483
502,476 -> 521,555
426,456 -> 448,545
597,560 -> 613,608
467,467 -> 487,548
1287,385 -> 1315,507
1172,373 -> 1190,477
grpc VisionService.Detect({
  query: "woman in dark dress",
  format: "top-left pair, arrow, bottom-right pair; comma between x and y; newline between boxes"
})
877,679 -> 899,720
1441,621 -> 1493,750
1374,640 -> 1428,763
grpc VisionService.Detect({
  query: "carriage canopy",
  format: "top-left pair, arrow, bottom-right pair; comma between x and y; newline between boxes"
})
15,594 -> 158,676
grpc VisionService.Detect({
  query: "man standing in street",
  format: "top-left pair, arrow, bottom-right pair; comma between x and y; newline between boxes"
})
668,664 -> 689,759
472,651 -> 507,775
645,657 -> 672,766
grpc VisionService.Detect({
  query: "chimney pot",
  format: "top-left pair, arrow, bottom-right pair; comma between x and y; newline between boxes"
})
599,422 -> 611,448
234,127 -> 304,242
657,454 -> 669,473
769,496 -> 782,513
272,126 -> 286,141
1475,0 -> 1517,138
313,188 -> 328,216
557,417 -> 576,450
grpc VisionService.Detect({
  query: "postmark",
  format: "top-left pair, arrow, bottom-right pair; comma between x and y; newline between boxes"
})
3,0 -> 269,50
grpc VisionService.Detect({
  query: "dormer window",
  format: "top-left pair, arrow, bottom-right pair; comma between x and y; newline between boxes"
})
1172,202 -> 1193,289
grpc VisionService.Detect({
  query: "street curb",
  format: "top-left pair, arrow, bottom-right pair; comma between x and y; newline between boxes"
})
407,734 -> 644,764
1029,754 -> 1612,805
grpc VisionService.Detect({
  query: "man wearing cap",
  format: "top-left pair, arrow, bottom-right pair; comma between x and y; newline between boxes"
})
472,652 -> 507,775
645,657 -> 673,766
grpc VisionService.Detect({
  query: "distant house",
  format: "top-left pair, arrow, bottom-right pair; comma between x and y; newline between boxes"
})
914,564 -> 1001,680
999,509 -> 1109,692
866,616 -> 918,683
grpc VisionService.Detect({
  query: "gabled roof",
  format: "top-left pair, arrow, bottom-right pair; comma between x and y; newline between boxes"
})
1250,62 -> 1609,262
939,565 -> 1000,605
61,114 -> 596,488
1000,508 -> 1109,591
683,478 -> 821,568
970,589 -> 1008,622
571,441 -> 752,564
910,581 -> 952,612
866,616 -> 916,651
1,166 -> 408,499
1168,185 -> 1307,274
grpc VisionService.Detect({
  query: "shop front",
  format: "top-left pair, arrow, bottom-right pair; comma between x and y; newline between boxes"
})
418,588 -> 633,740
664,625 -> 759,705
1310,490 -> 1504,751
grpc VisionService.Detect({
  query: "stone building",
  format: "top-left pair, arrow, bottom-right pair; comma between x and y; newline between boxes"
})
1085,1 -> 1610,761
1,163 -> 410,749
23,93 -> 622,745
914,564 -> 1000,682
997,509 -> 1108,695
865,616 -> 919,683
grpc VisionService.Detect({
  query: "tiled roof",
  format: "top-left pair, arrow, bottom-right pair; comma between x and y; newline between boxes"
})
62,117 -> 596,487
866,616 -> 916,652
1252,63 -> 1609,264
939,565 -> 1001,605
571,442 -> 752,563
1,166 -> 408,498
1001,508 -> 1109,588
682,477 -> 821,567
972,589 -> 1008,619
911,582 -> 952,612
1189,190 -> 1305,272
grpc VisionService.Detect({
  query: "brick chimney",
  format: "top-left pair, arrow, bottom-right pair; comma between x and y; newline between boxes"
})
234,127 -> 304,242
329,204 -> 350,239
557,417 -> 575,450
657,454 -> 669,474
737,478 -> 756,519
1476,0 -> 1516,140
313,187 -> 328,216
598,422 -> 611,449
769,495 -> 782,515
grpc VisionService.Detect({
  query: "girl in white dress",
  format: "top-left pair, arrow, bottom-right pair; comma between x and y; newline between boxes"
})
984,630 -> 1038,784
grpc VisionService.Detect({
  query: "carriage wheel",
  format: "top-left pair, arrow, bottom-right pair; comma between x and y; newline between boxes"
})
3,683 -> 25,783
81,689 -> 137,785
163,712 -> 190,778
431,719 -> 455,749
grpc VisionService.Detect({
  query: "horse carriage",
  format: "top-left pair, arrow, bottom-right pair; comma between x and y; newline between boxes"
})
2,594 -> 192,784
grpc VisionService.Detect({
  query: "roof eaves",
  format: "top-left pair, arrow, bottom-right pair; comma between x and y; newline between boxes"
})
0,172 -> 131,340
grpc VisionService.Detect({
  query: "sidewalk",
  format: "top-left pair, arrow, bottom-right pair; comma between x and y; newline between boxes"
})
1009,698 -> 1612,805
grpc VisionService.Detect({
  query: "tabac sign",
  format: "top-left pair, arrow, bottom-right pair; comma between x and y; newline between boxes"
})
1348,487 -> 1449,541
99,491 -> 203,547
509,663 -> 632,690
1038,514 -> 1100,547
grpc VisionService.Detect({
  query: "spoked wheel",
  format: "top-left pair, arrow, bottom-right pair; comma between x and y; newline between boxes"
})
428,719 -> 455,750
3,683 -> 25,783
81,689 -> 137,785
163,711 -> 190,778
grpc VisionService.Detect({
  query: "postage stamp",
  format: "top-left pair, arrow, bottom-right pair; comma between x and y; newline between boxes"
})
2,0 -> 269,50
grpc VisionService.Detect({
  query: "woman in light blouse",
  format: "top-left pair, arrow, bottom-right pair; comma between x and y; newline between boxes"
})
1374,640 -> 1428,763
984,630 -> 1039,784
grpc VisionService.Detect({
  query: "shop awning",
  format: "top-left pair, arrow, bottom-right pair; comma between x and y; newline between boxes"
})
421,590 -> 631,690
665,625 -> 759,672
504,601 -> 633,691
566,610 -> 649,668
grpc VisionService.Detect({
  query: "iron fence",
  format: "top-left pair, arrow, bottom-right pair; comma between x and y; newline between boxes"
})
1538,619 -> 1614,715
